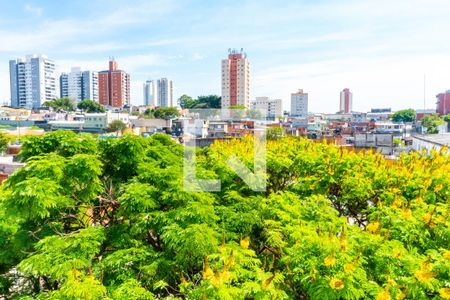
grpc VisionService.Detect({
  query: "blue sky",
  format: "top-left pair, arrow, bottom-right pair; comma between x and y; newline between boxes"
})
1,0 -> 450,112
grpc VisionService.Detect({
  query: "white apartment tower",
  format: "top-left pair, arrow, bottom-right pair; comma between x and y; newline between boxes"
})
68,67 -> 83,104
82,70 -> 99,102
9,55 -> 57,109
143,80 -> 156,106
250,97 -> 282,118
157,78 -> 173,107
221,48 -> 250,108
291,89 -> 308,118
60,68 -> 98,104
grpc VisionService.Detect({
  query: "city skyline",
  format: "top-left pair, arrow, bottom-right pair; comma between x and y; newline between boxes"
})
1,1 -> 450,112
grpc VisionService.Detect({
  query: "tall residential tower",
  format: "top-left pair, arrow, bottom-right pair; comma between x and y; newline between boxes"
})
221,49 -> 250,108
9,55 -> 57,109
60,68 -> 98,104
98,60 -> 130,107
157,78 -> 173,107
143,80 -> 156,106
291,89 -> 308,118
339,88 -> 353,113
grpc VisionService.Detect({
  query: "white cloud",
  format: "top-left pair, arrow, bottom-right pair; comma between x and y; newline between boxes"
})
24,4 -> 43,17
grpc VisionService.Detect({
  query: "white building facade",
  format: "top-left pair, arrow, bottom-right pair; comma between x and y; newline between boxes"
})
61,67 -> 98,104
291,89 -> 308,118
157,78 -> 173,107
221,49 -> 250,108
250,97 -> 282,118
9,55 -> 58,109
143,80 -> 157,106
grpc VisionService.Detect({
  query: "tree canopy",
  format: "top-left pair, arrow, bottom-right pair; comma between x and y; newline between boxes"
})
0,132 -> 449,299
42,98 -> 75,112
144,107 -> 180,120
421,114 -> 445,134
391,109 -> 416,123
179,95 -> 221,109
77,99 -> 106,113
106,120 -> 128,133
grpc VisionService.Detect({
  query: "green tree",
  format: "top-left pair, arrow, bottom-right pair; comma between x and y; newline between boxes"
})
266,127 -> 284,140
421,114 -> 445,134
0,132 -> 10,153
178,94 -> 197,109
107,120 -> 127,133
178,95 -> 221,109
78,99 -> 105,113
153,107 -> 180,119
0,133 -> 449,299
443,114 -> 450,122
196,95 -> 221,109
391,109 -> 416,122
42,97 -> 75,112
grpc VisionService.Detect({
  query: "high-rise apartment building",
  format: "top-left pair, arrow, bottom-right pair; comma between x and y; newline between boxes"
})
291,89 -> 308,118
436,91 -> 450,115
60,68 -> 98,104
9,54 -> 57,109
143,80 -> 156,106
60,73 -> 69,98
68,67 -> 83,104
81,71 -> 99,102
221,49 -> 250,108
98,60 -> 130,107
339,88 -> 353,113
250,97 -> 282,118
157,78 -> 173,107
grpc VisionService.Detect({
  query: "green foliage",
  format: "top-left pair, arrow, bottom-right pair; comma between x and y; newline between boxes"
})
266,127 -> 284,140
42,97 -> 75,112
18,130 -> 98,161
0,131 -> 10,153
444,114 -> 450,122
179,94 -> 221,109
144,107 -> 180,119
391,108 -> 416,122
106,119 -> 127,133
0,134 -> 448,299
421,114 -> 445,134
77,99 -> 106,113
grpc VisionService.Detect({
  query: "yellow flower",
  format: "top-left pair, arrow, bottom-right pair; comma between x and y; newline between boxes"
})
367,222 -> 381,234
329,278 -> 344,290
392,248 -> 403,258
240,237 -> 250,250
443,250 -> 450,260
422,212 -> 432,223
324,254 -> 336,267
422,213 -> 436,227
344,263 -> 355,273
376,288 -> 391,300
395,291 -> 406,300
211,271 -> 223,288
434,183 -> 443,193
202,257 -> 214,280
400,208 -> 412,220
439,288 -> 450,299
414,270 -> 435,283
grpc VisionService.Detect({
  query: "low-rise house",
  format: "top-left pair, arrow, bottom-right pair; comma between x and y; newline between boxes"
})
412,134 -> 450,153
